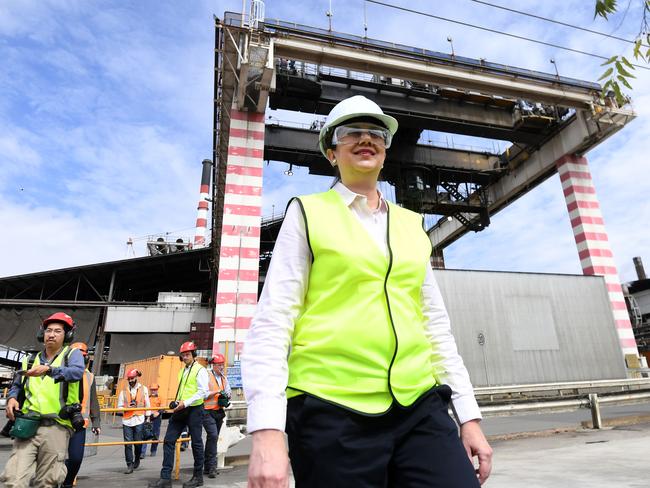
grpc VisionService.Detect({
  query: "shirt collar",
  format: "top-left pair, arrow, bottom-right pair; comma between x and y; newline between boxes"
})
333,181 -> 387,212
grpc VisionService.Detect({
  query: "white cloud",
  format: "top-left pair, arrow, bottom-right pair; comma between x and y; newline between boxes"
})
0,0 -> 647,285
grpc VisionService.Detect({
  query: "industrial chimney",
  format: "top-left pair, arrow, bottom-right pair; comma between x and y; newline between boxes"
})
633,256 -> 647,281
193,159 -> 212,248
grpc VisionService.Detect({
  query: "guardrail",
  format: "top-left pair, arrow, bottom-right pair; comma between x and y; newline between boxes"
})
474,378 -> 650,400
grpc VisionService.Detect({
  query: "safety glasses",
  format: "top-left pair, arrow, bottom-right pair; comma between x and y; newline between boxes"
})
331,124 -> 392,149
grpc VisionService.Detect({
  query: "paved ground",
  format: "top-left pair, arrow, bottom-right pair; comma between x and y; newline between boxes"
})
0,401 -> 648,487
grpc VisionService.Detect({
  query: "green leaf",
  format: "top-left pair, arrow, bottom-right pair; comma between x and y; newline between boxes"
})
594,0 -> 618,19
615,61 -> 636,79
600,55 -> 618,66
617,74 -> 633,90
598,67 -> 614,80
621,56 -> 635,70
612,81 -> 624,104
633,40 -> 642,60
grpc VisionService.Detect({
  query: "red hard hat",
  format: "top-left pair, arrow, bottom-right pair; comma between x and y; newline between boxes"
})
126,369 -> 140,379
179,341 -> 197,353
43,312 -> 75,330
209,353 -> 225,364
70,342 -> 88,356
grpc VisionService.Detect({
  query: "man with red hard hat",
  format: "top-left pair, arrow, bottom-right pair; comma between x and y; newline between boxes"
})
201,353 -> 231,478
1,312 -> 84,487
149,341 -> 208,488
117,367 -> 150,474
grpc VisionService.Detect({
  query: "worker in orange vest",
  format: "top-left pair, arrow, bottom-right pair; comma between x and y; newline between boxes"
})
202,353 -> 231,478
141,383 -> 162,457
61,342 -> 101,488
117,368 -> 150,474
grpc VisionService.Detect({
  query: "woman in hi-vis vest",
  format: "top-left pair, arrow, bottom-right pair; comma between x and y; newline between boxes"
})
242,95 -> 493,488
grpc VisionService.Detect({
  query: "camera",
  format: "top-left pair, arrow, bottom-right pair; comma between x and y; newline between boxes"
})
169,401 -> 179,410
129,400 -> 137,408
59,403 -> 85,431
217,391 -> 230,408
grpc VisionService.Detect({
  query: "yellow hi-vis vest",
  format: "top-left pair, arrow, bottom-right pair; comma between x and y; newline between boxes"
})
176,362 -> 204,407
22,346 -> 80,429
287,189 -> 439,414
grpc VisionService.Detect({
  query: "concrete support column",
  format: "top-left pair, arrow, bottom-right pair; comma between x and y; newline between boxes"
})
212,110 -> 265,356
556,154 -> 638,358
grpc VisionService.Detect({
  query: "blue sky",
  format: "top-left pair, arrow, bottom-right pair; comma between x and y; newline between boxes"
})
1,0 -> 648,282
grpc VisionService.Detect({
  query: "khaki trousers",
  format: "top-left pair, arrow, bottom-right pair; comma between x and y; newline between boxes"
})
1,423 -> 71,488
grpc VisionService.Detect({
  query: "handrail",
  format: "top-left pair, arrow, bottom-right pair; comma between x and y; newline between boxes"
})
474,378 -> 650,396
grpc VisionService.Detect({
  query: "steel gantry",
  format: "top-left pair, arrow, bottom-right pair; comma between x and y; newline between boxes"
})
211,10 -> 638,359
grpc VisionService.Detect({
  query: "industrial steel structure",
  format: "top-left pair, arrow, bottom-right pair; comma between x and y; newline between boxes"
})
0,5 -> 643,383
210,9 -> 638,360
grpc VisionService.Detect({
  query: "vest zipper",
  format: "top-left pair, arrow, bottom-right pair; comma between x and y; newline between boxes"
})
383,204 -> 400,406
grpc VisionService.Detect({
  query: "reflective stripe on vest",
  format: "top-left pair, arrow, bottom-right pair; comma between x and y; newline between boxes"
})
123,386 -> 145,419
176,362 -> 204,407
287,190 -> 438,414
22,346 -> 80,429
80,370 -> 93,428
204,370 -> 225,411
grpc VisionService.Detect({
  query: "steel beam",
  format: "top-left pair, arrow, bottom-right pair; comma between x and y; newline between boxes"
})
273,37 -> 600,109
271,79 -> 543,144
264,125 -> 502,174
429,108 -> 635,248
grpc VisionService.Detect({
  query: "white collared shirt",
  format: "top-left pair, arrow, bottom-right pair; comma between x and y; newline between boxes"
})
117,383 -> 151,427
242,182 -> 481,433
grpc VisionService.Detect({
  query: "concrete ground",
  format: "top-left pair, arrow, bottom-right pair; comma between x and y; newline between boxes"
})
0,401 -> 648,487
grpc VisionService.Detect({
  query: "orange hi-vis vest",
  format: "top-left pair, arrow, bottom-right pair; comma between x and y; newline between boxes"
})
204,371 -> 226,411
123,385 -> 145,419
80,370 -> 94,429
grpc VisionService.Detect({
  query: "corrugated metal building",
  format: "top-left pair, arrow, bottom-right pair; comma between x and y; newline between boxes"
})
435,269 -> 627,386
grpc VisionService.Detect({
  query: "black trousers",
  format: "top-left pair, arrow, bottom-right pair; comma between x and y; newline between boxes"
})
160,405 -> 204,479
286,386 -> 480,488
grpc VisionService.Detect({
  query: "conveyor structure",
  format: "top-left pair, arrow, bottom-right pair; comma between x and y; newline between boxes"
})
210,9 -> 638,358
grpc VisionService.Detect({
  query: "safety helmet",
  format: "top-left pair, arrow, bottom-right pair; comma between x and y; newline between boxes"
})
318,95 -> 398,158
150,383 -> 159,390
126,369 -> 140,379
209,353 -> 226,364
179,341 -> 197,354
43,312 -> 75,330
70,342 -> 88,356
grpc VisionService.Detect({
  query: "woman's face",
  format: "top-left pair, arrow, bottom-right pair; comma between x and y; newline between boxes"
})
327,122 -> 387,182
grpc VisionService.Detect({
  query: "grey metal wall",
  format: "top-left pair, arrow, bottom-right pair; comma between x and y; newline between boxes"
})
433,270 -> 627,386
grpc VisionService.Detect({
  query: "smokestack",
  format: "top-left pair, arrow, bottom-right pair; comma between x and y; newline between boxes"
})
633,256 -> 647,281
193,159 -> 212,248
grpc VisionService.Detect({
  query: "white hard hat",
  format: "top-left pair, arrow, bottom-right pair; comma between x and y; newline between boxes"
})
318,95 -> 398,158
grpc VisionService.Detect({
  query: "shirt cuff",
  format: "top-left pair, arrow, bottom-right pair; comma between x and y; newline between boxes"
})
246,396 -> 287,434
452,394 -> 483,425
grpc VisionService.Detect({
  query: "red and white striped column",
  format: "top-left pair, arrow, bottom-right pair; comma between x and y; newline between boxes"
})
556,154 -> 638,358
193,159 -> 212,248
213,110 -> 265,356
